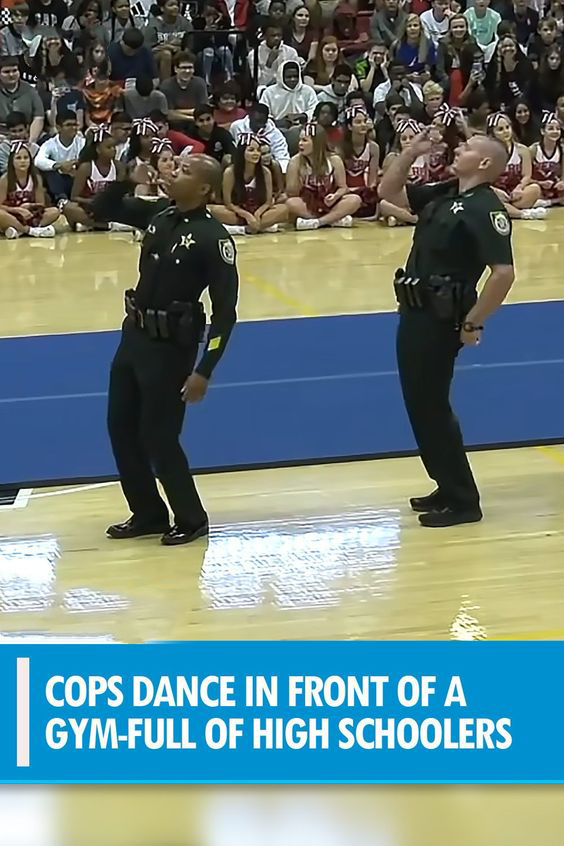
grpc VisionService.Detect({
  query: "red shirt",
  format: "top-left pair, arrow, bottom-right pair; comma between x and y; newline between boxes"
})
167,129 -> 205,155
213,107 -> 247,128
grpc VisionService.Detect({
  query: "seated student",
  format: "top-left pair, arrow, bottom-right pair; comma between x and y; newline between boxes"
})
379,117 -> 426,226
211,133 -> 288,234
159,50 -> 208,126
509,98 -> 540,146
35,110 -> 86,206
372,59 -> 423,117
51,82 -> 86,132
260,59 -> 318,129
104,0 -> 145,45
28,0 -> 68,30
149,108 -> 205,154
121,75 -> 169,118
304,36 -> 343,93
0,141 -> 60,239
82,61 -> 122,127
464,0 -> 501,61
213,82 -> 247,129
313,100 -> 341,150
0,111 -> 39,176
0,4 -> 33,58
110,110 -> 133,160
530,111 -> 564,206
248,24 -> 299,90
231,103 -> 291,172
260,140 -> 286,201
145,0 -> 193,81
465,85 -> 490,135
285,122 -> 361,229
189,1 -> 234,88
316,63 -> 357,123
0,56 -> 45,142
190,104 -> 235,164
486,111 -> 546,219
340,106 -> 379,218
108,28 -> 158,85
528,17 -> 561,61
134,136 -> 176,198
426,102 -> 464,181
371,0 -> 408,49
355,42 -> 389,98
126,117 -> 159,169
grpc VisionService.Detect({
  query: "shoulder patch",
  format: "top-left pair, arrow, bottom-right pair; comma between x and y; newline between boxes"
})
490,211 -> 510,236
219,238 -> 235,265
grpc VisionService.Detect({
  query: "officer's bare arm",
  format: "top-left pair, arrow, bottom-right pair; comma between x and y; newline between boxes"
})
465,265 -> 515,325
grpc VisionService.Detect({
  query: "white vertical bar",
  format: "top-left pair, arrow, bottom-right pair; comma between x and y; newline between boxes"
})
17,657 -> 30,767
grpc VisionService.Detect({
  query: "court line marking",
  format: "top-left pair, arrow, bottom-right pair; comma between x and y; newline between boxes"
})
535,445 -> 564,467
1,357 -> 563,404
0,489 -> 32,511
30,482 -> 117,499
491,629 -> 564,640
244,272 -> 315,318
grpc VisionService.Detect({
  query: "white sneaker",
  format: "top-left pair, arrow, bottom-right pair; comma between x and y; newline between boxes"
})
5,226 -> 20,239
75,222 -> 90,232
330,215 -> 353,228
296,217 -> 320,230
225,225 -> 246,236
521,207 -> 548,220
109,221 -> 135,232
534,199 -> 551,208
263,224 -> 280,233
57,198 -> 68,211
28,225 -> 55,238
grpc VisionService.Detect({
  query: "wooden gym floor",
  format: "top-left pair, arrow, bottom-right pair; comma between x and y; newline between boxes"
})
0,216 -> 563,645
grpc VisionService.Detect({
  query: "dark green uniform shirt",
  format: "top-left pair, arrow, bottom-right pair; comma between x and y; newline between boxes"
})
90,182 -> 238,380
405,180 -> 514,286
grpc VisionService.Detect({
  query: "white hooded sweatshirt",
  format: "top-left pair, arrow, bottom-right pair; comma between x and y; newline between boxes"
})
230,115 -> 290,172
259,60 -> 319,122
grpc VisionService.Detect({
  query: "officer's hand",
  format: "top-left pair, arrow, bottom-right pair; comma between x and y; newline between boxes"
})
409,128 -> 433,157
460,327 -> 482,347
181,372 -> 209,403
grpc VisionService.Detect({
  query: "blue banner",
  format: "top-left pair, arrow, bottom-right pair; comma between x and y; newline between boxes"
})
0,642 -> 562,784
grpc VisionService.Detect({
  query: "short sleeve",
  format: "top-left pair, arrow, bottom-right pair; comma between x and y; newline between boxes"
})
468,205 -> 514,267
406,180 -> 456,215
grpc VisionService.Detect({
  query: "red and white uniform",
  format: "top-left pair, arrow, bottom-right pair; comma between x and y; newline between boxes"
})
427,144 -> 450,182
344,142 -> 377,217
408,154 -> 428,185
494,145 -> 522,194
301,160 -> 336,216
235,176 -> 263,223
532,143 -> 563,200
82,160 -> 117,198
6,175 -> 43,226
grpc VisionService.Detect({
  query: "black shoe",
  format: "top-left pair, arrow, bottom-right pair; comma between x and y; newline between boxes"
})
106,517 -> 170,539
161,522 -> 209,546
418,507 -> 482,528
409,489 -> 446,512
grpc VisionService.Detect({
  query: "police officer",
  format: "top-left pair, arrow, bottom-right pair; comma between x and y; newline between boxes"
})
89,155 -> 239,545
379,132 -> 515,527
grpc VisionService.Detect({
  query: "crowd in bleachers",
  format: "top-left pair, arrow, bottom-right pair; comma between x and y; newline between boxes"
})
0,0 -> 562,239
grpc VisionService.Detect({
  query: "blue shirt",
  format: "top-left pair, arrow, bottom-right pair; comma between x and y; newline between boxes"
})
107,42 -> 157,82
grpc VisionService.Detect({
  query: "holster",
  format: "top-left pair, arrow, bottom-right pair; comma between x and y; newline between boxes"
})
393,270 -> 476,324
124,291 -> 206,346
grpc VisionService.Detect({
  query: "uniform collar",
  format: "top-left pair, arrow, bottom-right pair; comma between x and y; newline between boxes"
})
170,203 -> 209,222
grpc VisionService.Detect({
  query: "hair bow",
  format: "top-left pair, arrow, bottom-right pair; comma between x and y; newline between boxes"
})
9,140 -> 28,154
132,118 -> 158,136
486,112 -> 506,130
396,118 -> 422,135
303,122 -> 317,137
88,123 -> 111,143
344,106 -> 368,122
435,103 -> 457,126
542,110 -> 558,127
237,132 -> 260,147
151,137 -> 173,154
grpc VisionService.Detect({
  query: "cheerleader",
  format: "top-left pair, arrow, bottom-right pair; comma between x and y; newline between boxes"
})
427,104 -> 465,182
134,137 -> 176,199
126,118 -> 159,171
64,125 -> 127,231
379,119 -> 427,227
285,123 -> 361,230
530,112 -> 564,206
341,107 -> 379,219
0,141 -> 60,239
260,142 -> 286,202
212,134 -> 288,235
486,112 -> 547,220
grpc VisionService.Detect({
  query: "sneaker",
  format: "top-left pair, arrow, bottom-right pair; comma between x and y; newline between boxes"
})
533,199 -> 551,208
330,215 -> 353,228
521,207 -> 547,220
28,225 -> 55,238
109,221 -> 135,232
5,226 -> 20,239
296,217 -> 320,230
225,225 -> 246,236
386,216 -> 398,227
263,224 -> 280,233
75,222 -> 90,232
57,198 -> 68,211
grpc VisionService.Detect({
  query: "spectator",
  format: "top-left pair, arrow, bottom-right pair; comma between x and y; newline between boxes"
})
122,75 -> 169,117
436,14 -> 479,106
486,34 -> 533,109
421,79 -> 444,122
35,109 -> 85,205
52,82 -> 86,130
537,45 -> 564,109
84,38 -> 109,76
126,117 -> 159,166
149,108 -> 205,154
371,0 -> 408,49
28,0 -> 68,29
509,98 -> 540,145
528,18 -> 560,61
133,137 -> 175,198
108,28 -> 158,84
230,102 -> 290,171
265,0 -> 288,30
303,35 -> 341,92
530,111 -> 564,206
260,59 -> 317,126
109,109 -> 132,159
0,56 -> 44,141
487,111 -> 545,219
317,62 -> 357,122
0,111 -> 39,175
284,5 -> 318,64
390,13 -> 436,79
502,0 -> 539,48
159,50 -> 208,125
34,30 -> 82,86
0,5 -> 33,57
341,106 -> 379,218
62,0 -> 108,47
213,134 -> 288,234
285,123 -> 361,228
312,99 -> 341,148
145,0 -> 192,80
260,140 -> 286,200
556,91 -> 564,129
0,140 -> 59,238
372,59 -> 424,116
190,103 -> 234,162
213,81 -> 247,128
248,24 -> 298,89
189,2 -> 234,88
464,0 -> 501,58
356,41 -> 389,97
547,0 -> 564,35
420,0 -> 450,49
82,60 -> 122,125
105,0 -> 145,45
427,102 -> 465,179
465,85 -> 490,134
64,125 -> 125,230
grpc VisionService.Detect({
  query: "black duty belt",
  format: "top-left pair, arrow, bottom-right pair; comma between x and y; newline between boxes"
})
124,289 -> 206,346
393,269 -> 476,324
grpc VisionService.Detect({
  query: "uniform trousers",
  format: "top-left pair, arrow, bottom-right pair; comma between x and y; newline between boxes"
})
396,310 -> 480,510
107,320 -> 208,530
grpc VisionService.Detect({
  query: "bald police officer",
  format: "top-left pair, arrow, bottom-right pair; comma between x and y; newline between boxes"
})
90,155 -> 238,545
379,132 -> 515,527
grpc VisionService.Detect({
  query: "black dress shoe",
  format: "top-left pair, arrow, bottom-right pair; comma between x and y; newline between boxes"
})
418,507 -> 483,528
409,489 -> 446,512
161,522 -> 209,546
106,517 -> 170,539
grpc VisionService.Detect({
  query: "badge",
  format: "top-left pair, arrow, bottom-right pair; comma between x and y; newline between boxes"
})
219,238 -> 235,265
490,211 -> 510,236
